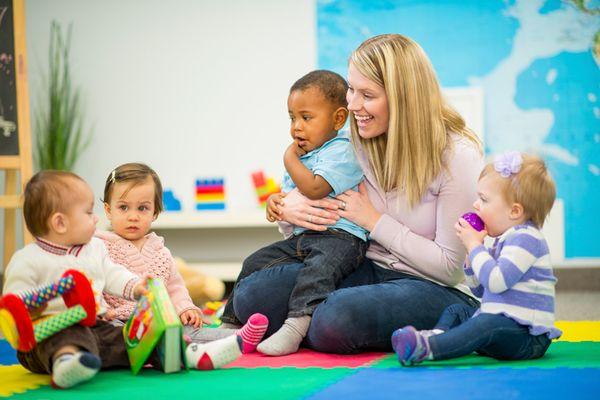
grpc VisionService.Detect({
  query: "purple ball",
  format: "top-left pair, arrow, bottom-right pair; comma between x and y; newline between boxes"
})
462,212 -> 485,232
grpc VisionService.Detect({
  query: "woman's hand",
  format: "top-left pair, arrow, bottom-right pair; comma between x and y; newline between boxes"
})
336,182 -> 381,232
279,189 -> 340,231
455,218 -> 487,253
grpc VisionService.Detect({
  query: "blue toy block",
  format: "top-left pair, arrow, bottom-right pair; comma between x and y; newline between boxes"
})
163,190 -> 182,211
195,203 -> 226,211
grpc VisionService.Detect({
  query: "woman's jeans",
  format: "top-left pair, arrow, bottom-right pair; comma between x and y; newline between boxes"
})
221,230 -> 366,324
233,258 -> 479,354
429,303 -> 552,360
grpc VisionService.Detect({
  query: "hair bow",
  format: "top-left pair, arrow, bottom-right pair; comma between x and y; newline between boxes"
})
494,151 -> 522,178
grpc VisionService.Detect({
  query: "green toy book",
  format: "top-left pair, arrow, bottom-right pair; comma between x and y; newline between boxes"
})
123,278 -> 187,374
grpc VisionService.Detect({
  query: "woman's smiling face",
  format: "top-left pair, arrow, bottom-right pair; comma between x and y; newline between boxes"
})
346,62 -> 389,139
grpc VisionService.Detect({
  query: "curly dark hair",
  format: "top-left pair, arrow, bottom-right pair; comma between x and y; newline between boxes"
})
290,70 -> 348,108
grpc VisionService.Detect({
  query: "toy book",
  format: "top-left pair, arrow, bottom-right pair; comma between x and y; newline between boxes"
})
123,278 -> 187,374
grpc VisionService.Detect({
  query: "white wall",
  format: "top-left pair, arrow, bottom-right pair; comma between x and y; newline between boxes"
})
3,1 -> 577,270
25,0 -> 316,212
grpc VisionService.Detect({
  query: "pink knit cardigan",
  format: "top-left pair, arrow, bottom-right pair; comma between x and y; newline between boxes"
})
95,230 -> 198,321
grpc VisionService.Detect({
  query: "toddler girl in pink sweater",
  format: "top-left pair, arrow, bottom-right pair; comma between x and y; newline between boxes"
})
96,163 -> 268,364
96,162 -> 203,326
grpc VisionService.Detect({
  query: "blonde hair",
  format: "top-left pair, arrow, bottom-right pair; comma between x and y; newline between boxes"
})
24,170 -> 85,236
103,163 -> 163,216
349,34 -> 481,207
480,154 -> 556,228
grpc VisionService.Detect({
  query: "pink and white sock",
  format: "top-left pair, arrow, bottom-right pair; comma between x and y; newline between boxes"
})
185,335 -> 242,370
237,313 -> 269,354
185,313 -> 269,370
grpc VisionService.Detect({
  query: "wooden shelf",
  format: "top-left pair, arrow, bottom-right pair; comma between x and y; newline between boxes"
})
187,262 -> 242,281
96,210 -> 283,281
95,203 -> 599,279
153,210 -> 276,229
554,259 -> 600,269
98,210 -> 278,230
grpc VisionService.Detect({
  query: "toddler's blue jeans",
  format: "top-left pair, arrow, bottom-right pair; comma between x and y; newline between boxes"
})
429,303 -> 552,360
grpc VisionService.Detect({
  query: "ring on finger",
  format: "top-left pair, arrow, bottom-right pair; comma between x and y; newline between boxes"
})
340,201 -> 347,210
308,214 -> 313,223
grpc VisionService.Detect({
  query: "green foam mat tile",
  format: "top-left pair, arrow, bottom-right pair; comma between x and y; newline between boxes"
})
8,367 -> 355,399
373,341 -> 600,369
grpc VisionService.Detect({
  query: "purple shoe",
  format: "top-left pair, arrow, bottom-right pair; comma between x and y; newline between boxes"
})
391,326 -> 430,366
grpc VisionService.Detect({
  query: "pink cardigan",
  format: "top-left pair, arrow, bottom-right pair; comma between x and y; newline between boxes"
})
95,230 -> 198,320
358,135 -> 483,287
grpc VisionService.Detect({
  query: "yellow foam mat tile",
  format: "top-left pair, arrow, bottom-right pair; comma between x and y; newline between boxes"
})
0,365 -> 50,397
555,321 -> 600,342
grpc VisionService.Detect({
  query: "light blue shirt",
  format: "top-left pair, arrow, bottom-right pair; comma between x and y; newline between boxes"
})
281,131 -> 367,241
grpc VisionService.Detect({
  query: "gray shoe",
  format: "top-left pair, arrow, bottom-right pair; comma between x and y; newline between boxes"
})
184,326 -> 238,344
418,329 -> 444,338
220,322 -> 242,329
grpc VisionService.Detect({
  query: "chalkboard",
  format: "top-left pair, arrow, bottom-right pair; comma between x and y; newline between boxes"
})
0,0 -> 19,156
0,0 -> 33,265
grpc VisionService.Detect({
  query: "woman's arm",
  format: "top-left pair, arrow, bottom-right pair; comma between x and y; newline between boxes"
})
339,142 -> 482,286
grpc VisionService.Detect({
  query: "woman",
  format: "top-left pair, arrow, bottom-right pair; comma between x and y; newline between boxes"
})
232,34 -> 483,353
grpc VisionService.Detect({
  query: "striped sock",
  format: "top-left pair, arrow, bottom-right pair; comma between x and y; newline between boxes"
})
237,313 -> 269,354
51,351 -> 101,389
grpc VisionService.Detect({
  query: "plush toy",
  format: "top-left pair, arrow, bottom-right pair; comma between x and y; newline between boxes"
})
173,257 -> 226,307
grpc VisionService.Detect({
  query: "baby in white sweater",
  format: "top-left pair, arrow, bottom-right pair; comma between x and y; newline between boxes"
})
4,170 -> 268,389
4,170 -> 146,388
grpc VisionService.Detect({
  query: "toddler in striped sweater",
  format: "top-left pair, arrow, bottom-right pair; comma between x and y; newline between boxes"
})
392,151 -> 562,365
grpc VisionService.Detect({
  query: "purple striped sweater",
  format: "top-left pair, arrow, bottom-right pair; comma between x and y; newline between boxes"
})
464,221 -> 562,339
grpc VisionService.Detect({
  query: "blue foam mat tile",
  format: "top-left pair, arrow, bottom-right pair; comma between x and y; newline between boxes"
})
306,367 -> 600,400
0,340 -> 18,365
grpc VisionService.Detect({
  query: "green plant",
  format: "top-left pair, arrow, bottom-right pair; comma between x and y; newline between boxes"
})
35,21 -> 90,171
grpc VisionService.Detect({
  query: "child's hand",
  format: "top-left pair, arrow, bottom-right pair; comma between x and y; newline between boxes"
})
133,282 -> 147,300
267,192 -> 286,222
180,309 -> 203,328
29,303 -> 48,319
455,218 -> 487,253
286,142 -> 307,158
132,274 -> 153,299
100,309 -> 117,321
